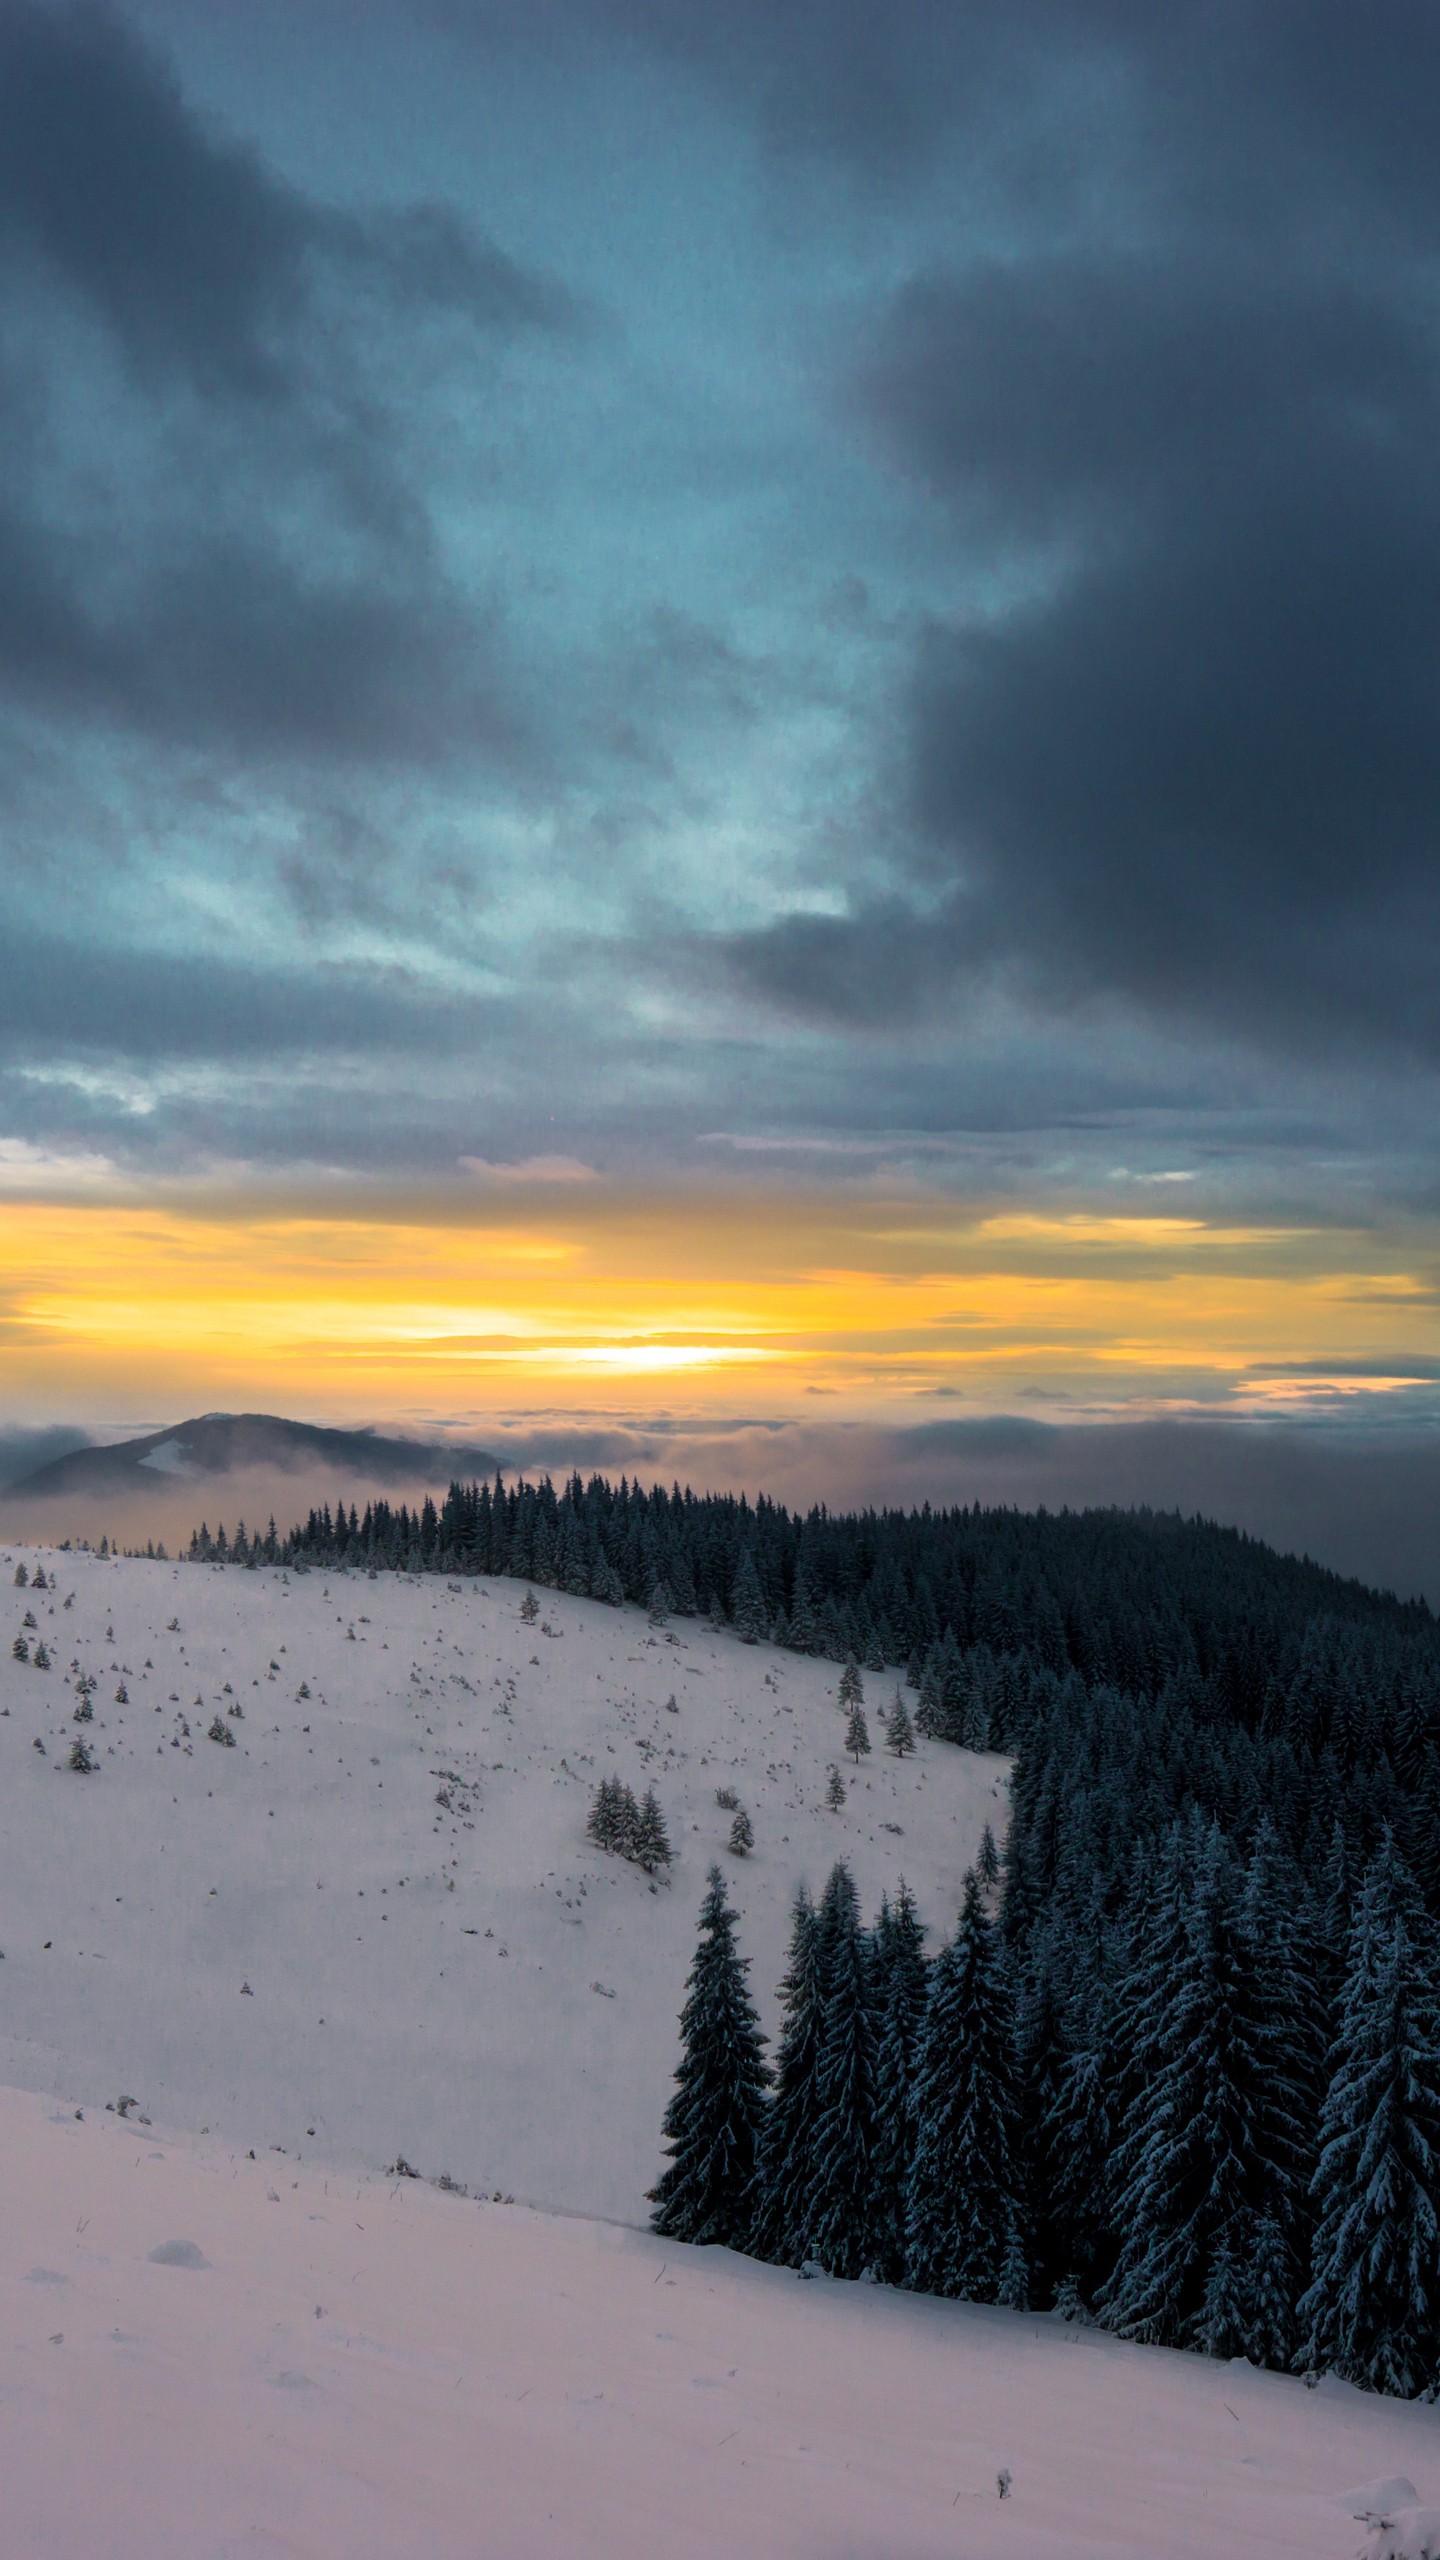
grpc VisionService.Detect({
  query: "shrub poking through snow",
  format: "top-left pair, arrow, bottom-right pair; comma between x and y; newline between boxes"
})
729,1809 -> 754,1856
69,1738 -> 96,1774
714,1785 -> 739,1811
115,1683 -> 128,1705
207,1715 -> 236,1747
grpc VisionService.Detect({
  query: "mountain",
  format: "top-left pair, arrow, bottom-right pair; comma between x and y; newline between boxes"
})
4,1412 -> 496,1502
0,1413 -> 497,1552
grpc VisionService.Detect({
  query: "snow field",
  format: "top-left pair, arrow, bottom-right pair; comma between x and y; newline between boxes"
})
3,2080 -> 1436,2560
0,1548 -> 1006,2221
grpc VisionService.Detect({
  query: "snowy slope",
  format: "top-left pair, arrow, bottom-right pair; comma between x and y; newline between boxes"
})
4,2080 -> 1436,2560
0,1546 -> 1006,2221
4,1549 -> 1438,2559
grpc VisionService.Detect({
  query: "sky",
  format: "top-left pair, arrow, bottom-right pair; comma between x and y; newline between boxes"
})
4,1 -> 1440,1566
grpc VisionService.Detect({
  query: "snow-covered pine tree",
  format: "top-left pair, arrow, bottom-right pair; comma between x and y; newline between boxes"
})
978,1824 -> 1000,1893
11,1634 -> 27,1662
844,1702 -> 870,1765
826,1764 -> 846,1811
803,1863 -> 878,2277
613,1782 -> 643,1860
750,1887 -> 824,2265
886,1689 -> 915,1756
649,1866 -> 770,2248
1098,1823 -> 1276,2357
838,1659 -> 863,1711
1042,2022 -> 1113,2308
634,1787 -> 673,1873
1238,1814 -> 1328,2345
648,1580 -> 672,1626
904,1870 -> 1026,2305
786,1572 -> 818,1657
1298,1839 -> 1440,2397
728,1809 -> 754,1855
13,1562 -> 27,1586
588,1775 -> 622,1850
869,1881 -> 929,2283
731,1551 -> 768,1645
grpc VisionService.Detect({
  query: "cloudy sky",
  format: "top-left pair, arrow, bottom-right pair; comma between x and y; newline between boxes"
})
5,0 -> 1440,1564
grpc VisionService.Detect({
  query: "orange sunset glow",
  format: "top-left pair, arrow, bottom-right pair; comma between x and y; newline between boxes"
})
2,1191 -> 1436,1430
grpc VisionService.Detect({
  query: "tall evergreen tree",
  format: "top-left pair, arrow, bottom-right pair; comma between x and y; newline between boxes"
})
1099,1826 -> 1278,2357
904,1872 -> 1027,2305
870,1882 -> 930,2283
731,1549 -> 768,1644
1299,1842 -> 1440,2396
751,1887 -> 824,2264
804,1863 -> 878,2277
650,1867 -> 770,2247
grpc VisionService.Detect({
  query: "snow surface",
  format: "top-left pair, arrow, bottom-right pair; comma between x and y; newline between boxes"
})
6,2084 -> 1439,2560
0,1547 -> 1004,2220
3,1547 -> 1438,2557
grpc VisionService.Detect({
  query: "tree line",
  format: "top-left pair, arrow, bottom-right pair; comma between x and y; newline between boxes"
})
655,1836 -> 1440,2400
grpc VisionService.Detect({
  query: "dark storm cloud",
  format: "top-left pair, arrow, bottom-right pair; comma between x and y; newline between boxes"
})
0,2 -> 571,766
699,4 -> 1440,1064
0,936 -> 475,1064
0,2 -> 575,389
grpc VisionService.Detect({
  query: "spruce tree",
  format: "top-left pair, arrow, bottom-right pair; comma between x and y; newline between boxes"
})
826,1765 -> 846,1811
886,1689 -> 915,1756
844,1702 -> 870,1765
904,1872 -> 1027,2305
1099,1826 -> 1276,2356
634,1788 -> 672,1873
870,1882 -> 929,2283
1299,1843 -> 1440,2396
804,1864 -> 878,2277
729,1808 -> 754,1855
751,1888 -> 824,2264
838,1659 -> 863,1711
731,1551 -> 768,1645
649,1867 -> 770,2246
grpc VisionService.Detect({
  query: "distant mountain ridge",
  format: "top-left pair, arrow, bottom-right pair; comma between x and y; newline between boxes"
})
5,1413 -> 496,1501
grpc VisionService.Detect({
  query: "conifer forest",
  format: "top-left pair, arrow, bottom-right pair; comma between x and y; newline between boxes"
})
191,1470 -> 1440,2401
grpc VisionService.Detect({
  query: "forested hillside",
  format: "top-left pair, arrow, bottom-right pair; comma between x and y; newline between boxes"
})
186,1473 -> 1440,2398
